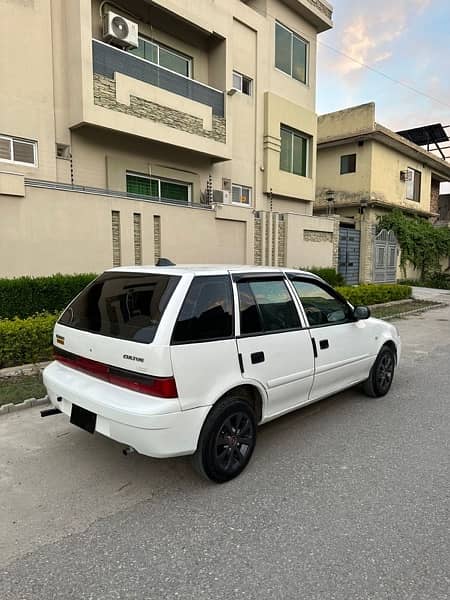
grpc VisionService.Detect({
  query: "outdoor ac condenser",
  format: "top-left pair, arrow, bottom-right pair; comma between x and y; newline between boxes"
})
103,11 -> 139,49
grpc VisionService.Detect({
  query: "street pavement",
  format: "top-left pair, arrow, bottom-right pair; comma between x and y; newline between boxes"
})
0,301 -> 449,600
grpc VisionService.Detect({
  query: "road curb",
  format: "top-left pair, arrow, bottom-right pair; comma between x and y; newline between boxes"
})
382,303 -> 444,321
0,395 -> 49,416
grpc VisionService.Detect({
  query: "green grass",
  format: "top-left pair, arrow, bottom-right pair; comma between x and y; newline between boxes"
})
0,374 -> 46,406
371,300 -> 440,320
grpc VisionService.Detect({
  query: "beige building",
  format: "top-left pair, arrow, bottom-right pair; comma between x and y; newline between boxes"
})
315,103 -> 450,283
0,0 -> 337,278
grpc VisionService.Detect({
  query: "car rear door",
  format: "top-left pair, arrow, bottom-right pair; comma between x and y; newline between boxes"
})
233,273 -> 315,421
288,275 -> 375,401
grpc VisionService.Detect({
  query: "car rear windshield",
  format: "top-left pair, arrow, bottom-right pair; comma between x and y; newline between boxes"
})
58,272 -> 180,343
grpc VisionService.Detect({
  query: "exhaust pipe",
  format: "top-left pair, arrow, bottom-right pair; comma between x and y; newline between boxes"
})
122,446 -> 136,456
41,408 -> 62,417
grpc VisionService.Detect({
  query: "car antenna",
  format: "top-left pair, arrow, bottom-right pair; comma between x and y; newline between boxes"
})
156,257 -> 176,266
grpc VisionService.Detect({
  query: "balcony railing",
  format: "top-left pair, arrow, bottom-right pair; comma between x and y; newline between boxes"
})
92,40 -> 225,118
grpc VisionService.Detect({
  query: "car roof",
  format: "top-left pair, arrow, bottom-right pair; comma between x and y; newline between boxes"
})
107,264 -> 316,277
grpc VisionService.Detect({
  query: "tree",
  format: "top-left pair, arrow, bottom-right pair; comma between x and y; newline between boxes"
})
378,210 -> 450,280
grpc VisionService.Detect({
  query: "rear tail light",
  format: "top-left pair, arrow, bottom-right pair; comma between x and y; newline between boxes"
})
53,347 -> 178,398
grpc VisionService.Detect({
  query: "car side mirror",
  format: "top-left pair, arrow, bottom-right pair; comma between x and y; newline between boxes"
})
353,306 -> 371,320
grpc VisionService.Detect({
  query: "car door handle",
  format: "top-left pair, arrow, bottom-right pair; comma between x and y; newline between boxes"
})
251,351 -> 265,364
319,339 -> 329,350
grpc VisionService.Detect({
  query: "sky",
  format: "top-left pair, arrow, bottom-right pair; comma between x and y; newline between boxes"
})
317,0 -> 450,132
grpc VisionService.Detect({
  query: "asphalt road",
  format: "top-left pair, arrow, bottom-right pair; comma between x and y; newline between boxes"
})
1,303 -> 449,600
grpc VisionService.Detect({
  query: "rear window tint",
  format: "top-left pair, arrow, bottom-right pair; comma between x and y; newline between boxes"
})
58,273 -> 180,343
172,275 -> 234,344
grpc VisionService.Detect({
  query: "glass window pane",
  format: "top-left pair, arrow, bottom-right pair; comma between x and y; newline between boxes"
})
280,127 -> 292,173
129,38 -> 145,59
233,72 -> 242,91
127,175 -> 158,197
292,134 -> 307,176
159,47 -> 190,76
59,273 -> 180,344
340,154 -> 356,174
160,180 -> 189,202
0,137 -> 12,160
13,140 -> 35,164
232,186 -> 241,203
414,171 -> 421,201
275,23 -> 292,75
292,280 -> 351,327
406,168 -> 414,199
172,276 -> 234,343
242,77 -> 252,95
292,35 -> 307,83
247,280 -> 300,332
144,41 -> 158,63
238,282 -> 263,335
241,187 -> 251,205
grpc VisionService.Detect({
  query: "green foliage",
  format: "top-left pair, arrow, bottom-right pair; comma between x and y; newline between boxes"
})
378,210 -> 450,280
336,284 -> 412,306
399,271 -> 450,290
307,267 -> 346,287
0,273 -> 97,319
0,314 -> 58,369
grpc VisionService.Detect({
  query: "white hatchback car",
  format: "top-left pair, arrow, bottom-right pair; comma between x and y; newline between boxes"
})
43,264 -> 400,482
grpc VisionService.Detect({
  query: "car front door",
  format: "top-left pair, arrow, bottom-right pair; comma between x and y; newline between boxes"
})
234,274 -> 315,421
288,276 -> 375,401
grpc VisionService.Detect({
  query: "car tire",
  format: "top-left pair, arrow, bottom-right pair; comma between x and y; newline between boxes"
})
363,345 -> 396,398
192,397 -> 257,483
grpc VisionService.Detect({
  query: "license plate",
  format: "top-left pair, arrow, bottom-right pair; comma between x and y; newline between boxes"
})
70,404 -> 97,434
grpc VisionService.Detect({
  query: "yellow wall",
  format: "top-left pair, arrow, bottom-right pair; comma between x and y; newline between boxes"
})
0,0 -> 57,181
0,186 -> 253,278
370,141 -> 432,213
316,141 -> 372,199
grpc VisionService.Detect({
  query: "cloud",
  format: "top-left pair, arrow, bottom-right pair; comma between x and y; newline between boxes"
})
327,0 -> 428,78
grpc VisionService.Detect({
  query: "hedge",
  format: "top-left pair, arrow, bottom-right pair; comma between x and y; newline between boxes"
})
307,267 -> 345,287
0,314 -> 58,369
0,283 -> 412,369
336,284 -> 412,306
0,273 -> 97,319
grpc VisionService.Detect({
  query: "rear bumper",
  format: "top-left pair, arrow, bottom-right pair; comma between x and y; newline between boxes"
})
43,361 -> 209,458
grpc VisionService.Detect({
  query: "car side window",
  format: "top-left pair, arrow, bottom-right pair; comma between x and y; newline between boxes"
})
291,279 -> 352,327
237,278 -> 301,335
172,275 -> 233,344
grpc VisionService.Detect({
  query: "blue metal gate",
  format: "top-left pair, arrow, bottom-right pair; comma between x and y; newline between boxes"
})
338,227 -> 360,285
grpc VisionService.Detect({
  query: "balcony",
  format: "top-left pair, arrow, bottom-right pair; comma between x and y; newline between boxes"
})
93,40 -> 225,118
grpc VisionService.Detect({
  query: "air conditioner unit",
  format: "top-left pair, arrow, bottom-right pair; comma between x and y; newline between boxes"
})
222,178 -> 232,192
213,189 -> 231,204
400,170 -> 412,182
103,11 -> 139,49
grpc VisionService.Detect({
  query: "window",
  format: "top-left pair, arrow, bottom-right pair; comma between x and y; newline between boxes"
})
406,168 -> 421,202
340,154 -> 356,174
0,135 -> 37,166
290,279 -> 352,327
59,273 -> 180,344
237,278 -> 301,335
172,276 -> 234,344
280,126 -> 309,177
232,71 -> 252,96
232,184 -> 252,206
130,37 -> 192,78
127,173 -> 191,204
275,22 -> 308,84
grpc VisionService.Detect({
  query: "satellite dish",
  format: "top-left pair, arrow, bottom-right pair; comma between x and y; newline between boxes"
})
111,16 -> 129,40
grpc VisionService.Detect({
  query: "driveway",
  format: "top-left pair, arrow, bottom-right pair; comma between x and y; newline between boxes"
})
412,285 -> 450,303
1,304 -> 449,600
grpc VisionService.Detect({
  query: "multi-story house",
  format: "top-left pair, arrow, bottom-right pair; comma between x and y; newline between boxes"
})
0,0 -> 336,278
315,103 -> 450,283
